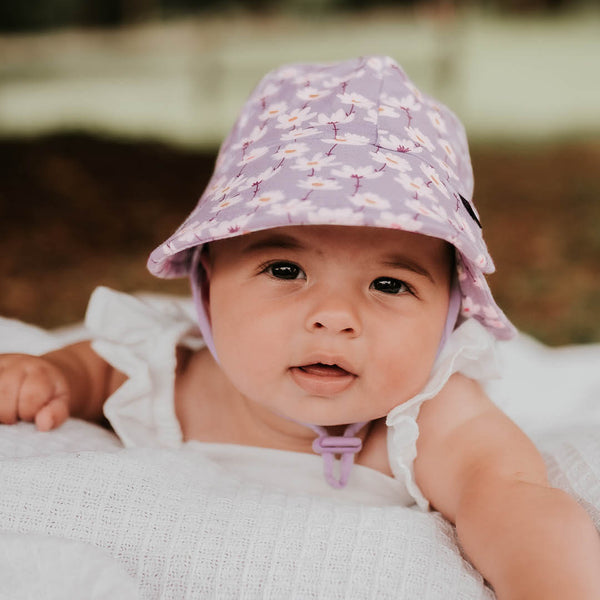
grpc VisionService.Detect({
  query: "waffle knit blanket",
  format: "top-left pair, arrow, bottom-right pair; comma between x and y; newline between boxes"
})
1,301 -> 599,599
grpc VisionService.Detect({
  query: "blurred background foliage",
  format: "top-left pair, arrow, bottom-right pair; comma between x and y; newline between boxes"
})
0,0 -> 598,345
0,0 -> 590,32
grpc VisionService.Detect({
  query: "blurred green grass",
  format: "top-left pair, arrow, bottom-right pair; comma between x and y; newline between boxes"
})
0,133 -> 598,345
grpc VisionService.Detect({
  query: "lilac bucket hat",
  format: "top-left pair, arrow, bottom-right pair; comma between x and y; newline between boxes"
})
148,55 -> 516,346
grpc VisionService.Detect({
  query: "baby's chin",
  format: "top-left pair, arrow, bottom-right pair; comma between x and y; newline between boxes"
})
273,398 -> 392,429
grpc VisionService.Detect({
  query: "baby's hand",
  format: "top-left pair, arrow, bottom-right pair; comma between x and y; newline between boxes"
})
0,354 -> 70,431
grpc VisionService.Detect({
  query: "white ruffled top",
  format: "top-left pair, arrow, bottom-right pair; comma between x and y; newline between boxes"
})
85,286 -> 500,509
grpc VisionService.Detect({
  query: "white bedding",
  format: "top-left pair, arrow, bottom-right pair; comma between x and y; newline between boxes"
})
1,298 -> 599,599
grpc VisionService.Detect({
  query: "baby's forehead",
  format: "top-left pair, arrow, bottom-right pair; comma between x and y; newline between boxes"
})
212,224 -> 453,269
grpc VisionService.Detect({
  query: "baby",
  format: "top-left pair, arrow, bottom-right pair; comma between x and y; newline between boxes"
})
1,56 -> 599,598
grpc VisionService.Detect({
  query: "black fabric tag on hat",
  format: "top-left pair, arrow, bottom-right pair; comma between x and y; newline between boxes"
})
459,194 -> 482,229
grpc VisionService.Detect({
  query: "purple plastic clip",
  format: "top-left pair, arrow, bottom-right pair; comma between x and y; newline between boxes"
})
310,422 -> 367,489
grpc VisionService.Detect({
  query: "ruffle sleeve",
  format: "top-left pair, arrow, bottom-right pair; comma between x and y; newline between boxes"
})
84,287 -> 204,449
385,319 -> 502,511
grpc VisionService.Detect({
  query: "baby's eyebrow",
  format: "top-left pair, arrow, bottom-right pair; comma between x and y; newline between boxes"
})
380,254 -> 434,283
242,234 -> 306,254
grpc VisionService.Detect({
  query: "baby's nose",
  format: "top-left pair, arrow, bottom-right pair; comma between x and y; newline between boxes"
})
305,292 -> 362,337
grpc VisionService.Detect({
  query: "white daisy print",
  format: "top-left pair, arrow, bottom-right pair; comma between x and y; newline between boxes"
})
272,142 -> 310,161
434,157 -> 458,181
394,173 -> 435,199
448,234 -> 466,254
291,152 -> 339,172
365,104 -> 400,123
483,318 -> 507,330
332,164 -> 382,194
365,56 -> 388,71
160,240 -> 180,256
381,93 -> 421,112
298,69 -> 327,83
420,164 -> 450,198
406,127 -> 435,152
276,106 -> 317,129
438,139 -> 457,165
307,207 -> 365,224
237,110 -> 249,130
348,67 -> 366,80
466,270 -> 486,290
248,190 -> 286,208
312,109 -> 356,126
322,75 -> 347,89
370,150 -> 411,172
210,194 -> 244,213
321,133 -> 370,145
375,211 -> 424,232
207,214 -> 253,239
231,125 -> 267,149
237,167 -> 277,192
277,67 -> 301,80
268,198 -> 317,216
297,177 -> 342,191
450,212 -> 477,243
332,165 -> 383,180
406,198 -> 447,222
456,261 -> 469,282
238,146 -> 269,166
472,255 -> 489,271
174,220 -> 206,243
280,127 -> 319,141
259,101 -> 288,121
378,133 -> 421,153
297,87 -> 332,101
482,305 -> 500,320
462,296 -> 481,316
207,174 -> 247,197
350,192 -> 390,210
260,83 -> 283,99
399,94 -> 422,112
427,110 -> 448,134
404,81 -> 424,103
337,92 -> 375,109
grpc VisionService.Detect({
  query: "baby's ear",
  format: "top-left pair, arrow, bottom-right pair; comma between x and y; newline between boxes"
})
199,246 -> 212,320
199,246 -> 212,279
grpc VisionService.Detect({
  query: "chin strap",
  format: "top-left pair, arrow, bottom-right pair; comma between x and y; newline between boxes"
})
306,421 -> 368,489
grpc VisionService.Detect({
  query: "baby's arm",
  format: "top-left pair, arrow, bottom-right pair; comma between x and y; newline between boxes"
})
415,374 -> 600,600
0,342 -> 126,431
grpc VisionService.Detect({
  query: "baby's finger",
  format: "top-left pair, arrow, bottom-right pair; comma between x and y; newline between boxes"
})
0,367 -> 21,424
17,369 -> 58,422
35,398 -> 69,432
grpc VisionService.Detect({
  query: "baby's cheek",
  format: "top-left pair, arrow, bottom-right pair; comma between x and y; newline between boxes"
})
217,329 -> 277,390
377,352 -> 432,406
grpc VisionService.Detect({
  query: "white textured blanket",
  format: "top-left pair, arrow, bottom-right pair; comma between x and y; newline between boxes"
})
1,303 -> 600,600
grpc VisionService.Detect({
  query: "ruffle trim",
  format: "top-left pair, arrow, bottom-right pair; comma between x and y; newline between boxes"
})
386,319 -> 502,511
85,286 -> 203,449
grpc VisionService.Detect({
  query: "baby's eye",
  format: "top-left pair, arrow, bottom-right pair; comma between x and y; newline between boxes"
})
370,277 -> 410,295
265,261 -> 306,280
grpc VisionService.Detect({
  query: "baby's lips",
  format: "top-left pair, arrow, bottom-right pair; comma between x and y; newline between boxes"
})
289,363 -> 357,396
298,363 -> 353,377
296,354 -> 358,377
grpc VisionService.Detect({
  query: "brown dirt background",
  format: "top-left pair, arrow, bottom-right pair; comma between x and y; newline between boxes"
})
0,134 -> 598,345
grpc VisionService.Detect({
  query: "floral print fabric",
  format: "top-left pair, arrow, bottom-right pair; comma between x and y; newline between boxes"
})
147,55 -> 515,340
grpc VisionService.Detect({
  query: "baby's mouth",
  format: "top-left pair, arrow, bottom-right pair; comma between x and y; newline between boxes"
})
297,363 -> 353,377
290,362 -> 357,396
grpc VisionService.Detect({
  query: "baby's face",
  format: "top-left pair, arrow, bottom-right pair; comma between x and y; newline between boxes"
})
206,225 -> 453,426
